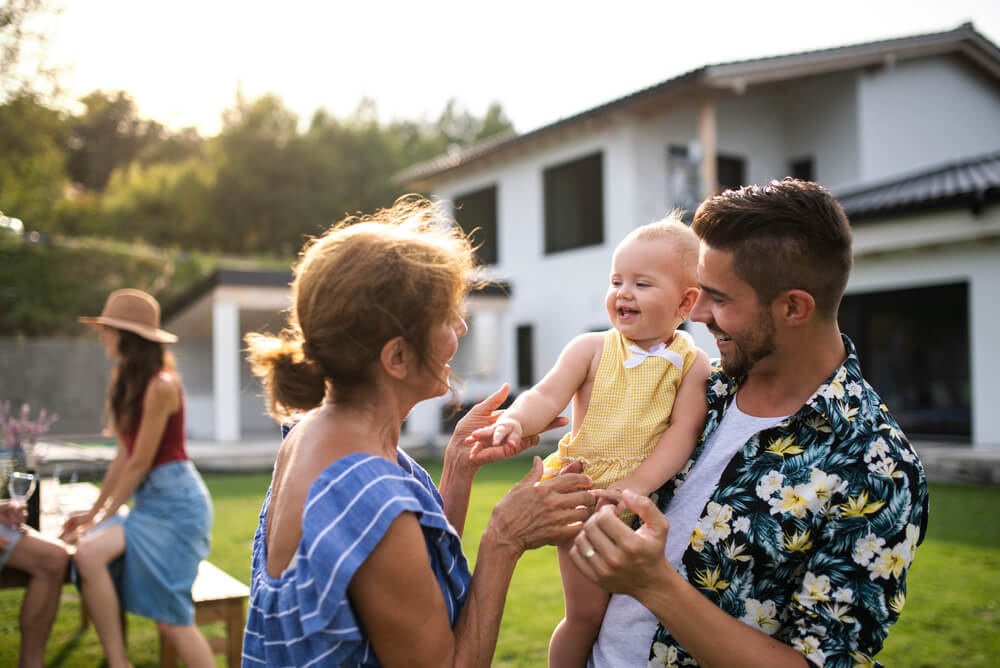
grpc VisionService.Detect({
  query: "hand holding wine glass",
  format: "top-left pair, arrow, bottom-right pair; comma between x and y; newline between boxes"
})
7,471 -> 38,511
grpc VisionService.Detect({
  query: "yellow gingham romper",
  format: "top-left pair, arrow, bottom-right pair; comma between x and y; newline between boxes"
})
542,328 -> 698,489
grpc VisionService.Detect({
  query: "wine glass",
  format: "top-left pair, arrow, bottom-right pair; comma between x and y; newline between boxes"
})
7,472 -> 37,510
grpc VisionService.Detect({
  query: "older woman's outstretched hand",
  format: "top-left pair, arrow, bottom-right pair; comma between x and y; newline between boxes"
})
486,456 -> 594,555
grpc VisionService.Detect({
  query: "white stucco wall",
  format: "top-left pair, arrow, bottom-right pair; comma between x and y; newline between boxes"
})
714,90 -> 790,185
858,54 -> 1000,183
778,71 -> 861,189
632,108 -> 698,225
172,340 -> 215,439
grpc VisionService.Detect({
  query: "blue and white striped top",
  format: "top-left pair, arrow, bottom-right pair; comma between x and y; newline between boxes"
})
242,450 -> 471,667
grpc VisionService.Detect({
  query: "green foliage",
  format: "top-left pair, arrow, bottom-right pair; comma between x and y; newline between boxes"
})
0,0 -> 54,100
0,88 -> 514,257
0,93 -> 67,225
101,158 -> 216,248
66,90 -> 177,192
0,235 -> 214,337
0,86 -> 515,332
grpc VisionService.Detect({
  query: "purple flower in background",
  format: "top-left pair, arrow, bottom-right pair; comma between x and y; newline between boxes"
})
1,401 -> 58,453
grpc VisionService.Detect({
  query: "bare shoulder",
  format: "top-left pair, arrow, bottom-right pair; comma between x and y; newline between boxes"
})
144,371 -> 182,411
684,347 -> 712,384
564,331 -> 605,362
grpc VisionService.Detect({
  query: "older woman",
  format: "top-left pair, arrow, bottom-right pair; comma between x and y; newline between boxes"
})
242,196 -> 595,667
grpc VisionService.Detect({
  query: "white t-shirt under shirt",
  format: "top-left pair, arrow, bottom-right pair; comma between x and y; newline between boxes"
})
588,397 -> 789,668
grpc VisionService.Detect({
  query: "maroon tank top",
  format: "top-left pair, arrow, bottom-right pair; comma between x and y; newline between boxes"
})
122,372 -> 188,468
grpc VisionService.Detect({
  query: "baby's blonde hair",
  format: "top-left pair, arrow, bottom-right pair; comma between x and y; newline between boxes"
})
620,210 -> 700,288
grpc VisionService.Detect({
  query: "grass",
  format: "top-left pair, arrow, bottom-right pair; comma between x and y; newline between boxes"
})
1,463 -> 997,666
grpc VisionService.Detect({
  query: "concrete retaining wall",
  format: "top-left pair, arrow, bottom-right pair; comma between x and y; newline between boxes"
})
0,339 -> 108,436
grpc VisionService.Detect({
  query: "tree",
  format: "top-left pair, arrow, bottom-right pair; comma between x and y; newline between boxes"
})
101,157 -> 215,248
67,90 -> 162,191
0,92 -> 66,228
211,93 -> 311,252
0,0 -> 56,100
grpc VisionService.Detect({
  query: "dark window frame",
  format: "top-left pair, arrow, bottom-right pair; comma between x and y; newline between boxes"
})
453,185 -> 499,266
789,157 -> 815,182
543,152 -> 604,254
716,153 -> 747,191
516,324 -> 534,388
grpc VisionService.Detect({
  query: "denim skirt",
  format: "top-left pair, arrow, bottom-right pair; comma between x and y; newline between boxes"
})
95,460 -> 213,625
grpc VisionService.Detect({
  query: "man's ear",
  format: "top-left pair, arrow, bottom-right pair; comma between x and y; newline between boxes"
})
677,287 -> 700,320
380,336 -> 409,380
777,289 -> 815,326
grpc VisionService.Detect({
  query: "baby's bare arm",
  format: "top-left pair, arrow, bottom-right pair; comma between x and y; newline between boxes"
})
612,349 -> 711,499
469,333 -> 602,451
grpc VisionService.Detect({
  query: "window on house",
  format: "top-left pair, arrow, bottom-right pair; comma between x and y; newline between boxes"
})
839,282 -> 970,439
667,146 -> 747,212
667,145 -> 699,222
789,157 -> 814,182
544,152 -> 604,254
516,324 -> 534,388
454,185 -> 498,265
716,154 -> 746,191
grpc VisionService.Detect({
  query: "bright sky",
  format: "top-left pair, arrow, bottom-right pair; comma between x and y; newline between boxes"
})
30,0 -> 1000,137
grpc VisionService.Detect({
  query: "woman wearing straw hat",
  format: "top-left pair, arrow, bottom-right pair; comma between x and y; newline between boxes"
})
62,289 -> 214,668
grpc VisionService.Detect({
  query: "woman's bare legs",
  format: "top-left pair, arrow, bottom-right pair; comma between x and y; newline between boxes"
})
157,622 -> 215,668
73,525 -> 131,668
6,530 -> 70,668
548,541 -> 610,668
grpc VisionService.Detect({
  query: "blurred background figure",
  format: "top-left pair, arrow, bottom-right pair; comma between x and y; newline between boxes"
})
62,289 -> 214,668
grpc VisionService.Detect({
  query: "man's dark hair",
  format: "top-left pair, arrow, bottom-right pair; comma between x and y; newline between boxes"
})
692,178 -> 853,320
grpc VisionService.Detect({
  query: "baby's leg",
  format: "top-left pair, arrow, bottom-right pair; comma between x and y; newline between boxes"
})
548,541 -> 610,668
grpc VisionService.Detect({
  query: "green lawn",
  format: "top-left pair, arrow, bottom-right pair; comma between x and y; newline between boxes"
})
1,462 -> 997,666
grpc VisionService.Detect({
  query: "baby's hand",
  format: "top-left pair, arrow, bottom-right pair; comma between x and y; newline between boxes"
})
467,416 -> 523,450
593,481 -> 634,518
467,416 -> 525,462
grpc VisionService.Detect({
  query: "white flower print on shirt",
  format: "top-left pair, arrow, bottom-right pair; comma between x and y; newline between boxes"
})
853,533 -> 886,566
756,471 -> 784,500
794,572 -> 832,608
740,598 -> 780,635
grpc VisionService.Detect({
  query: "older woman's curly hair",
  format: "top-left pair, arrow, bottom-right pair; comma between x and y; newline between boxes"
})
246,195 -> 476,421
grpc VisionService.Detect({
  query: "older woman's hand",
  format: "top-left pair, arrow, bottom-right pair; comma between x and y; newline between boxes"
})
485,456 -> 594,555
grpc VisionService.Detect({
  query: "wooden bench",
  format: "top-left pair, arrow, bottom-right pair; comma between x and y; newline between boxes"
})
158,560 -> 250,668
78,559 -> 249,667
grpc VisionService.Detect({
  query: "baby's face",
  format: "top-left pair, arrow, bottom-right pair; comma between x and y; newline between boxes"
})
605,237 -> 689,350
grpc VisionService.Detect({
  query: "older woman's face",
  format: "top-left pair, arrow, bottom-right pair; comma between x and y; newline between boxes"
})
99,325 -> 121,360
419,314 -> 468,399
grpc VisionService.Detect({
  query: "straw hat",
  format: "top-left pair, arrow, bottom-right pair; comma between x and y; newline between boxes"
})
79,289 -> 178,343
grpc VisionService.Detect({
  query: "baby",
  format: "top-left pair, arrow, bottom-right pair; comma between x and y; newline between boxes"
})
468,212 -> 710,667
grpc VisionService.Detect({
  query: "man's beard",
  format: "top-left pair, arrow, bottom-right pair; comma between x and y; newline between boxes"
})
715,310 -> 777,379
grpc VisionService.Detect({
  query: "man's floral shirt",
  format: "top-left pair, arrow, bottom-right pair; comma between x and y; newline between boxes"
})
647,335 -> 929,667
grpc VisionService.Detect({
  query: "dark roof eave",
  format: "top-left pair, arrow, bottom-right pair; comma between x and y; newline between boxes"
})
162,268 -> 292,321
846,189 -> 1000,223
838,149 -> 1000,221
163,270 -> 512,321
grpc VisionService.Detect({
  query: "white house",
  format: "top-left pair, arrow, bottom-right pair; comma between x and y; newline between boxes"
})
394,23 -> 1000,449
